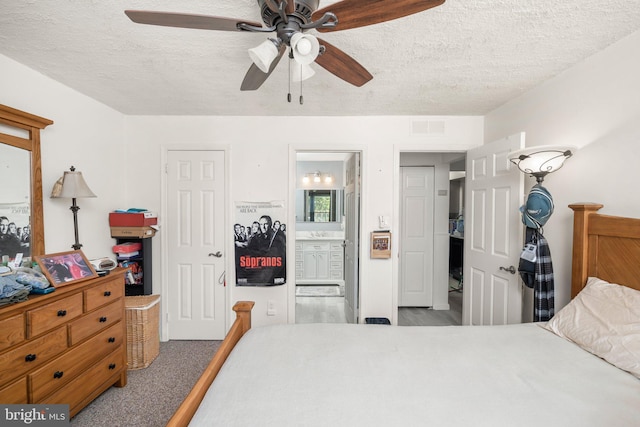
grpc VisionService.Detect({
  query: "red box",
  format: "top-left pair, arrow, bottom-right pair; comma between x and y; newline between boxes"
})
112,242 -> 142,253
109,212 -> 158,227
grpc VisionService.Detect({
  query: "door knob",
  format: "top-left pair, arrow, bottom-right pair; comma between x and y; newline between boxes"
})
209,252 -> 222,258
500,266 -> 516,274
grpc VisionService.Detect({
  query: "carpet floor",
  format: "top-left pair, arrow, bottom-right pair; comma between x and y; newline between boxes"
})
70,340 -> 221,427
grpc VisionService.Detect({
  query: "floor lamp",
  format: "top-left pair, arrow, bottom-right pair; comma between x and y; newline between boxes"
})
51,166 -> 96,250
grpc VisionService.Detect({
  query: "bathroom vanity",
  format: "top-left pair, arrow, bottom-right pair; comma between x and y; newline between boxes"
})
295,234 -> 344,285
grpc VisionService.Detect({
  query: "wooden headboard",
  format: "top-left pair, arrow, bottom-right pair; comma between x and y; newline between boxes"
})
570,203 -> 640,297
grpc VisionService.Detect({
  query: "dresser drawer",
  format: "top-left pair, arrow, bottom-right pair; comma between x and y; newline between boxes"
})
303,241 -> 330,251
30,322 -> 124,402
68,300 -> 123,346
0,314 -> 25,351
27,293 -> 83,338
330,251 -> 343,261
0,377 -> 27,404
84,277 -> 124,312
39,348 -> 126,414
0,326 -> 67,386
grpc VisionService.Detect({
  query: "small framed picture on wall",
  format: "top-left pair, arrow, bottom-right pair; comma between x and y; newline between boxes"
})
370,231 -> 391,259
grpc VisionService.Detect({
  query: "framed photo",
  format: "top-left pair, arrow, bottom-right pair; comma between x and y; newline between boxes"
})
35,250 -> 98,287
370,232 -> 391,259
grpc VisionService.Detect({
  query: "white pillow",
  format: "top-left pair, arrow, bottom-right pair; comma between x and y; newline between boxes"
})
544,277 -> 640,378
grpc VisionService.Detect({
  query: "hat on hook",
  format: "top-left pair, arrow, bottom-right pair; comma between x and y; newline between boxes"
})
520,184 -> 554,229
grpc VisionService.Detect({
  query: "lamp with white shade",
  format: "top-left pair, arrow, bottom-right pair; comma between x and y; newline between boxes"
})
50,166 -> 96,250
509,145 -> 575,184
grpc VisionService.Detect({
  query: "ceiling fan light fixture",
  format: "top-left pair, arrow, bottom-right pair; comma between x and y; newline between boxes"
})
291,62 -> 315,82
248,39 -> 280,73
290,33 -> 320,65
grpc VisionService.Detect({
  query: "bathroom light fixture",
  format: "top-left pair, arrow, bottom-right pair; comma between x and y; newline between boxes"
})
302,171 -> 333,185
509,145 -> 575,184
50,166 -> 96,250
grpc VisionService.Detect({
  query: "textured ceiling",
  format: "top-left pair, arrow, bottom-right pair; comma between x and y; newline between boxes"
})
1,0 -> 639,116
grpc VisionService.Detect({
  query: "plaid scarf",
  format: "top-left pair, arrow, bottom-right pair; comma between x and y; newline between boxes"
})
533,229 -> 555,321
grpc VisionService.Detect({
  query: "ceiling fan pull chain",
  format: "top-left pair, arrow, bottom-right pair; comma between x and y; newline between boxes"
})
300,71 -> 304,105
287,52 -> 292,103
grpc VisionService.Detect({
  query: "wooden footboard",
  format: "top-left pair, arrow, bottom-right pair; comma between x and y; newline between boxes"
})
166,301 -> 255,427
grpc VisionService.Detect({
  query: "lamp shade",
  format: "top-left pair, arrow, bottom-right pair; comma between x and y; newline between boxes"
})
51,168 -> 96,199
290,62 -> 315,82
290,33 -> 320,65
509,145 -> 575,183
249,39 -> 280,73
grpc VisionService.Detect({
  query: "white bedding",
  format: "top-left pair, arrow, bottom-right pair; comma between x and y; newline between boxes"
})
190,323 -> 640,427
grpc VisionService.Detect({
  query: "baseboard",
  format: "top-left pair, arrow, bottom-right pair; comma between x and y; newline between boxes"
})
432,304 -> 450,311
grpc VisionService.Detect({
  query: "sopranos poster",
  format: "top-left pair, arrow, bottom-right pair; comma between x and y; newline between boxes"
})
234,201 -> 286,286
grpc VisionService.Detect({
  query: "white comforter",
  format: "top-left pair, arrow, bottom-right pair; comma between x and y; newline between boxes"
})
190,323 -> 640,426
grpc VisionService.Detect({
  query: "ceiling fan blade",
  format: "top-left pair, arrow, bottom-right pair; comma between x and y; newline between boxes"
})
314,38 -> 372,87
312,0 -> 445,33
264,0 -> 280,13
285,0 -> 296,15
125,10 -> 262,32
240,45 -> 287,91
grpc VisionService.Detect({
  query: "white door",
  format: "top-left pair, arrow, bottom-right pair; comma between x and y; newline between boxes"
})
399,166 -> 435,307
166,150 -> 226,339
344,153 -> 360,323
463,134 -> 525,325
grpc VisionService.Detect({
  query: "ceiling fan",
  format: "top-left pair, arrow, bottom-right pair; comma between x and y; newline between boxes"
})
125,0 -> 445,92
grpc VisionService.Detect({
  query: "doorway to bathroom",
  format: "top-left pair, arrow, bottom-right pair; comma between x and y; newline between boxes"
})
294,151 -> 361,324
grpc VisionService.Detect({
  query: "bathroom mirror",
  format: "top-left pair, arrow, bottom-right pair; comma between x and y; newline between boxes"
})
0,104 -> 53,260
296,189 -> 343,223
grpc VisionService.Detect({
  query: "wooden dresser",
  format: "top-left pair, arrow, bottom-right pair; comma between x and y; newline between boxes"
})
0,269 -> 127,417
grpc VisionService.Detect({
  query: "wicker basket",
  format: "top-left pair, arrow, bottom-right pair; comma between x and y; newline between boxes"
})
125,295 -> 160,370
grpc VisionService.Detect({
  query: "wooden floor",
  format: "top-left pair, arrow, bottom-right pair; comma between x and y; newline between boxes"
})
295,279 -> 463,326
398,289 -> 462,326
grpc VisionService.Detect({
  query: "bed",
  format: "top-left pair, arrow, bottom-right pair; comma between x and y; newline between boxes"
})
168,203 -> 640,426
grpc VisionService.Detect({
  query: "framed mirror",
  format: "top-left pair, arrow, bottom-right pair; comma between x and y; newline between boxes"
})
296,189 -> 343,223
0,104 -> 53,261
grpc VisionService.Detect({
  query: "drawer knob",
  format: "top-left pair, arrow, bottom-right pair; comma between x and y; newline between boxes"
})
99,316 -> 108,323
108,337 -> 116,343
108,363 -> 116,370
57,310 -> 67,317
25,354 -> 37,362
104,291 -> 112,297
53,371 -> 64,379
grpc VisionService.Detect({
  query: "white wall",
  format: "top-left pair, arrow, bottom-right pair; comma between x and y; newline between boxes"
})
0,54 -> 127,262
485,29 -> 640,311
125,116 -> 483,331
